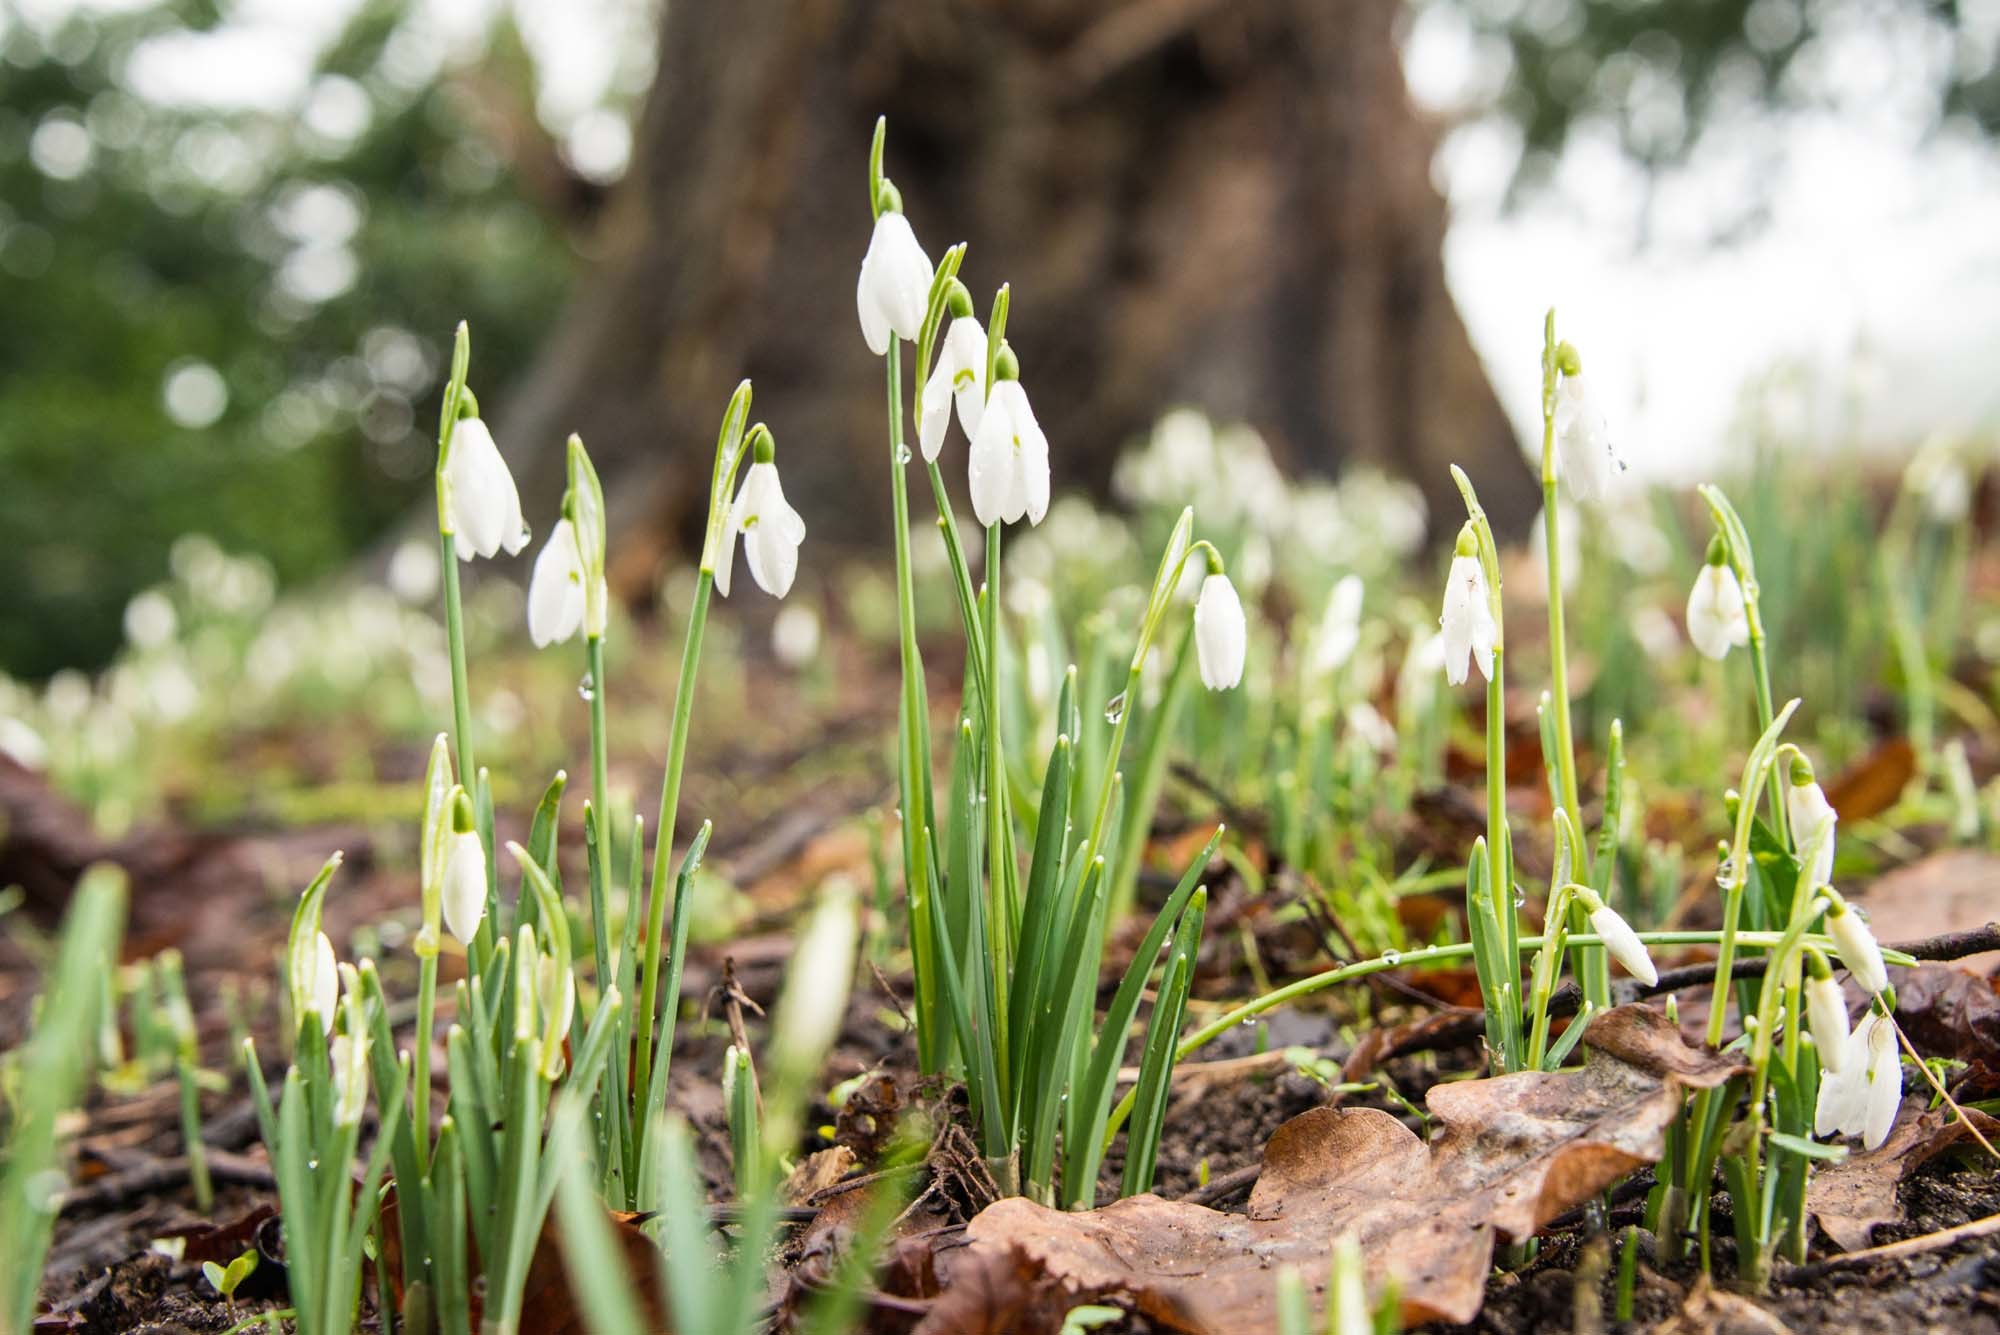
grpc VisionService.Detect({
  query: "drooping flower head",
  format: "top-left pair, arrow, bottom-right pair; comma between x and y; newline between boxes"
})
717,427 -> 806,599
1815,1008 -> 1902,1150
1825,892 -> 1889,995
442,406 -> 528,562
1578,887 -> 1657,987
1438,525 -> 1498,686
1685,537 -> 1749,661
1786,750 -> 1837,890
1192,554 -> 1247,691
968,377 -> 1050,528
527,519 -> 586,648
1554,370 -> 1621,503
1803,948 -> 1851,1073
856,202 -> 933,355
441,787 -> 487,947
920,308 -> 987,462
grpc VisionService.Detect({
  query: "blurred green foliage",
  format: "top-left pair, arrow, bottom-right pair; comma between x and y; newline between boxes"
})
0,0 -> 571,676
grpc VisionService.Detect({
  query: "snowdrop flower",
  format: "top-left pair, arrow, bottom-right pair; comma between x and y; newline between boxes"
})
308,931 -> 338,1036
920,316 -> 987,461
1585,895 -> 1657,986
441,792 -> 487,947
536,955 -> 575,1049
717,435 -> 806,598
1555,373 -> 1620,503
1685,548 -> 1749,661
416,737 -> 455,954
527,519 -> 586,647
968,378 -> 1050,528
565,436 -> 609,638
1786,754 -> 1837,889
855,210 -> 933,356
443,416 -> 528,561
1193,568 -> 1247,691
1313,574 -> 1364,674
1826,895 -> 1889,995
1438,530 -> 1498,686
1816,1011 -> 1901,1149
1804,950 -> 1851,1073
329,1024 -> 370,1127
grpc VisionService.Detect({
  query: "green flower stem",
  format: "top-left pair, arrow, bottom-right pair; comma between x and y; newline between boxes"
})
585,634 -> 613,992
885,349 -> 943,1073
1540,313 -> 1605,1010
634,571 -> 712,1112
1100,928 -> 1908,1144
983,520 -> 1016,1068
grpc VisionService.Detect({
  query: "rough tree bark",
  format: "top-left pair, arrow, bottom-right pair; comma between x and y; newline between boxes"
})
499,0 -> 1539,590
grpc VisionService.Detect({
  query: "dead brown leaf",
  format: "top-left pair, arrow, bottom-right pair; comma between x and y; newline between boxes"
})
1851,850 -> 2000,975
916,1005 -> 1741,1334
1340,1006 -> 1483,1082
1823,737 -> 1916,823
1893,963 -> 2000,1065
1806,1103 -> 2000,1251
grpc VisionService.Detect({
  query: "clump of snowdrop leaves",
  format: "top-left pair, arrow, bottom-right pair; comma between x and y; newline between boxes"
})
718,426 -> 807,598
441,400 -> 529,562
1438,526 -> 1498,686
1685,538 -> 1749,660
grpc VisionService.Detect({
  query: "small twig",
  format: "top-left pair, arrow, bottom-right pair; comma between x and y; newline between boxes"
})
1546,923 -> 2000,1018
1798,1209 -> 2000,1272
1175,1161 -> 1261,1207
1889,1017 -> 2000,1161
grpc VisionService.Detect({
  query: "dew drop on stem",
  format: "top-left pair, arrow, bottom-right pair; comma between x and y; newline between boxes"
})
578,673 -> 596,701
1103,691 -> 1127,725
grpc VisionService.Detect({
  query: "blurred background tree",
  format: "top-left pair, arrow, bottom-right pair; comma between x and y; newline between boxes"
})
6,0 -> 1995,677
0,0 -> 580,676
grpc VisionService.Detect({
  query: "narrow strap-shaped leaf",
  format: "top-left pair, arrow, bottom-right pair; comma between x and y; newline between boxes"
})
1068,828 -> 1219,1203
546,1100 -> 646,1335
639,821 -> 713,1135
513,771 -> 568,941
1120,888 -> 1206,1197
443,1028 -> 497,1263
1007,731 -> 1074,1119
1023,857 -> 1106,1192
653,1114 -> 719,1335
430,1117 -> 473,1335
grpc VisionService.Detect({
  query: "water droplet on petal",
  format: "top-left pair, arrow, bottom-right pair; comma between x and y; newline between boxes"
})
1103,691 -> 1127,725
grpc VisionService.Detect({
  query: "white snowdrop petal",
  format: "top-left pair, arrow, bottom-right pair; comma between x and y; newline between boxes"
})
442,830 -> 488,946
1193,573 -> 1248,690
1589,905 -> 1657,986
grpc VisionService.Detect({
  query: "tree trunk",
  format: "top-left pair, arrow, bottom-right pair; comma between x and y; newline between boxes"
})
498,0 -> 1538,592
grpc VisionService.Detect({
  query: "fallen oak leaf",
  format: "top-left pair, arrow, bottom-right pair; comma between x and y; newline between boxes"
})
1889,963 -> 2000,1065
919,1005 -> 1741,1333
1806,1103 -> 2000,1251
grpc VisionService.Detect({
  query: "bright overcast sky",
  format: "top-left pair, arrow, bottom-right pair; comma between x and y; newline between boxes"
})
22,0 -> 2000,477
